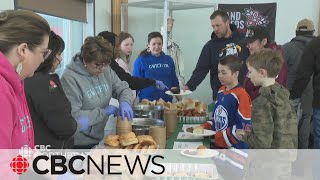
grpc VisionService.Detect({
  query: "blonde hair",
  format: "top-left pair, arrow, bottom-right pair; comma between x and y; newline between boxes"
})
0,10 -> 50,54
247,48 -> 283,78
80,36 -> 113,64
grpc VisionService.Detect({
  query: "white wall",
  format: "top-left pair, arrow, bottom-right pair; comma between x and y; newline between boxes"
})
0,0 -> 14,10
121,0 -> 319,105
95,0 -> 112,35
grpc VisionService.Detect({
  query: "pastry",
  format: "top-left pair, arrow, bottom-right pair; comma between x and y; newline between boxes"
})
140,145 -> 149,153
193,126 -> 204,134
119,132 -> 138,146
137,135 -> 156,145
104,139 -> 120,147
104,135 -> 120,147
120,137 -> 138,147
148,144 -> 158,153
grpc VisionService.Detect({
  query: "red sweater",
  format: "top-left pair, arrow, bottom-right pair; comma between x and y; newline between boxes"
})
243,42 -> 288,100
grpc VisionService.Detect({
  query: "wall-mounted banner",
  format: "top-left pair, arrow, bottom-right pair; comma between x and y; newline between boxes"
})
218,3 -> 277,41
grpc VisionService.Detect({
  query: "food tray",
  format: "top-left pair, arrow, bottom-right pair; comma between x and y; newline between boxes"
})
146,163 -> 218,180
178,116 -> 209,124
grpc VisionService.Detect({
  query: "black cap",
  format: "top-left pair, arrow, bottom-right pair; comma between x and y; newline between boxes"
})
241,26 -> 269,44
97,31 -> 117,47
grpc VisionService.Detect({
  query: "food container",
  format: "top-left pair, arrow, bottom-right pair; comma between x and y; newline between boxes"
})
133,105 -> 164,120
178,116 -> 209,124
132,118 -> 165,135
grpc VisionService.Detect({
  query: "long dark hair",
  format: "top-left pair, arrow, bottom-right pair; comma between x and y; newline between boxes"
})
139,32 -> 163,56
36,31 -> 65,73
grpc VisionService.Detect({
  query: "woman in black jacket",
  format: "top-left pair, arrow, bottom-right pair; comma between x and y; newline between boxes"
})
24,31 -> 88,149
97,31 -> 168,90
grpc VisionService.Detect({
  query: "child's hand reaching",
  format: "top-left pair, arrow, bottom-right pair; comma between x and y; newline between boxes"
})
236,129 -> 246,140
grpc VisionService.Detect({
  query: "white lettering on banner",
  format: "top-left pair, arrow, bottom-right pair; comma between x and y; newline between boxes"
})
227,11 -> 245,29
149,63 -> 169,69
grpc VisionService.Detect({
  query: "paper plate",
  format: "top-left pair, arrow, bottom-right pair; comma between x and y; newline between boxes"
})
183,128 -> 216,137
180,149 -> 219,158
165,90 -> 192,96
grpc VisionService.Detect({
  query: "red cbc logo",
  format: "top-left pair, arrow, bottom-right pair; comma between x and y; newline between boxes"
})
10,155 -> 29,175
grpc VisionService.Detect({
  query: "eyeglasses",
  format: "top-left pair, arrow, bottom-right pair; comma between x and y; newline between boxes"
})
29,43 -> 52,60
95,63 -> 108,70
55,56 -> 62,65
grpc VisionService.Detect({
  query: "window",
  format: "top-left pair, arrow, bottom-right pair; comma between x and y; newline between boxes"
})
39,3 -> 94,76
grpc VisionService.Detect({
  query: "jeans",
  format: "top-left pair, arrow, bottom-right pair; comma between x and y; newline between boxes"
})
313,109 -> 320,149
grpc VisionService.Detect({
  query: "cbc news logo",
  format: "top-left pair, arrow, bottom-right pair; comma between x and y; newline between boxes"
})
10,145 -> 33,175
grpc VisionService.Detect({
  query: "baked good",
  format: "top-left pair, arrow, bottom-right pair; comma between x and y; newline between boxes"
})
120,132 -> 136,140
197,145 -> 207,155
194,172 -> 209,179
119,132 -> 138,146
148,144 -> 158,153
140,99 -> 150,105
140,145 -> 149,153
170,87 -> 180,94
197,145 -> 207,149
104,138 -> 120,147
193,126 -> 204,134
124,144 -> 134,149
137,135 -> 156,145
132,143 -> 143,152
120,137 -> 138,147
106,135 -> 119,140
104,135 -> 120,147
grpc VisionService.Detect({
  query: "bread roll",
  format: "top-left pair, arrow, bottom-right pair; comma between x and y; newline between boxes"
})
197,145 -> 207,149
193,126 -> 204,134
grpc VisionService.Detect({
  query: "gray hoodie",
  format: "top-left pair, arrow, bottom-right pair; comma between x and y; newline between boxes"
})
60,55 -> 133,146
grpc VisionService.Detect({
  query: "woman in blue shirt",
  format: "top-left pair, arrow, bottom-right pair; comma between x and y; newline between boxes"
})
133,32 -> 179,102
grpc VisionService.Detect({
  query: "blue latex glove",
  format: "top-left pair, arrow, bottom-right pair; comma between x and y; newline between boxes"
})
78,116 -> 89,132
155,80 -> 168,90
104,105 -> 119,117
120,101 -> 133,121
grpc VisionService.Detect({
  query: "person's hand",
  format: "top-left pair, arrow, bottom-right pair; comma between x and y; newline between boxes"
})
120,101 -> 133,121
236,129 -> 246,140
182,85 -> 189,92
290,98 -> 302,120
155,80 -> 168,90
290,98 -> 301,112
104,105 -> 119,117
78,116 -> 89,132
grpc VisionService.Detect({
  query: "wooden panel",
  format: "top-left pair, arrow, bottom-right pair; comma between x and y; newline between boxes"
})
15,0 -> 87,22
